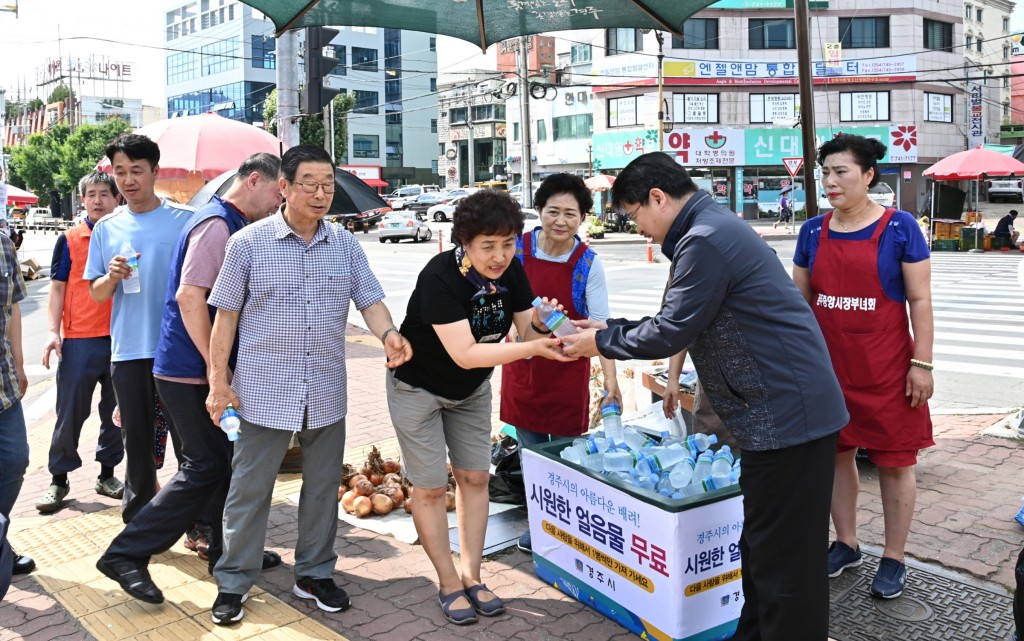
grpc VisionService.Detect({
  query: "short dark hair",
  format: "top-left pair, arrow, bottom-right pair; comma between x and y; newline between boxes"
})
281,145 -> 333,182
105,133 -> 160,169
611,152 -> 698,212
236,152 -> 281,183
534,173 -> 593,216
816,134 -> 886,188
79,171 -> 119,198
1009,210 -> 1019,217
451,190 -> 523,245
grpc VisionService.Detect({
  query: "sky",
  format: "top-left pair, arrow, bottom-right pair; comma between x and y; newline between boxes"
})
0,1 -> 493,110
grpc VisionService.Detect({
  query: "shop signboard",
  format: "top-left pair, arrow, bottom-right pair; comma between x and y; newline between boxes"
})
665,128 -> 746,167
745,126 -> 917,166
523,444 -> 744,641
663,54 -> 914,86
1012,33 -> 1024,57
968,83 -> 985,150
591,128 -> 658,170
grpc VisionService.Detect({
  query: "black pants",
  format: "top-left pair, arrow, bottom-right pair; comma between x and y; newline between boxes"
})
111,360 -> 167,523
105,380 -> 231,566
732,431 -> 838,641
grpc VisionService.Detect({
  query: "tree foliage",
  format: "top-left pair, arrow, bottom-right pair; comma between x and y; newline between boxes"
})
263,89 -> 355,162
8,119 -> 132,207
47,84 -> 72,104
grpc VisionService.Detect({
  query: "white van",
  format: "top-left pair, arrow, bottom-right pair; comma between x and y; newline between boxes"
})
386,185 -> 440,209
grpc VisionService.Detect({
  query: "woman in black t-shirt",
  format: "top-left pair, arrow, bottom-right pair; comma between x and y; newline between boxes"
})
387,190 -> 572,625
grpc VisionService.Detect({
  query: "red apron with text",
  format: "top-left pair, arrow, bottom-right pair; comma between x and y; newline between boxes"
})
500,234 -> 592,437
809,209 -> 933,452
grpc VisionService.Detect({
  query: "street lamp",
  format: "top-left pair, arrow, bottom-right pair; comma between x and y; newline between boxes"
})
655,31 -> 665,150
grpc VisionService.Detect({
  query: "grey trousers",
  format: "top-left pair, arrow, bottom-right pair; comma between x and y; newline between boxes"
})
213,416 -> 346,595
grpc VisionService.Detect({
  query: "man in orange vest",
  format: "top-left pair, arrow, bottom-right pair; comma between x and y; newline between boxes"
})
35,171 -> 123,513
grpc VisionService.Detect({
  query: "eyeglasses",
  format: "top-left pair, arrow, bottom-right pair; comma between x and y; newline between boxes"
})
293,181 -> 336,195
622,202 -> 643,222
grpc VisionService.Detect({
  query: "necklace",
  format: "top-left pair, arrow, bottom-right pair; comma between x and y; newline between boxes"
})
835,202 -> 875,232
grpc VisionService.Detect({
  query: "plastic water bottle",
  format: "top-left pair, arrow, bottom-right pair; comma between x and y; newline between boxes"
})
621,427 -> 655,453
685,432 -> 718,453
647,443 -> 690,474
220,404 -> 240,442
693,451 -> 714,479
711,446 -> 734,475
668,457 -> 695,489
601,401 -> 624,446
561,446 -> 582,465
602,450 -> 635,473
121,242 -> 141,294
532,297 -> 578,337
701,471 -> 739,492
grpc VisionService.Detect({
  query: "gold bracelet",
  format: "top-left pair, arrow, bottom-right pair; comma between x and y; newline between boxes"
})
910,359 -> 933,371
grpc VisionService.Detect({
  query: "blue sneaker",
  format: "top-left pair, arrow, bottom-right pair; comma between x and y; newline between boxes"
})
870,557 -> 907,599
827,541 -> 863,577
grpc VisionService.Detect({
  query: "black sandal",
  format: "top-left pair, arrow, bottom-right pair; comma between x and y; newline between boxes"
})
438,589 -> 478,625
262,550 -> 282,569
96,557 -> 164,604
465,583 -> 505,616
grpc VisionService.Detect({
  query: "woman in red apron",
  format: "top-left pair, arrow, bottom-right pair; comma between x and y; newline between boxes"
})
793,134 -> 934,600
500,173 -> 620,553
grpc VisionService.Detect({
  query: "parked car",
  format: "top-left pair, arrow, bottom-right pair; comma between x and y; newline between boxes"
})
426,195 -> 465,222
385,184 -> 441,209
818,182 -> 895,214
441,188 -> 479,201
377,211 -> 434,243
987,179 -> 1024,203
509,183 -> 538,204
404,193 -> 445,220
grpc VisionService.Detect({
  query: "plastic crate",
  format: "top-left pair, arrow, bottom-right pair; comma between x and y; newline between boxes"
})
933,239 -> 959,251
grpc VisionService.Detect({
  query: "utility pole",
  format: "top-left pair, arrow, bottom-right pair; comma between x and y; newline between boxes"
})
518,36 -> 533,208
277,30 -> 300,148
467,108 -> 475,187
795,0 -> 817,219
655,31 -> 665,151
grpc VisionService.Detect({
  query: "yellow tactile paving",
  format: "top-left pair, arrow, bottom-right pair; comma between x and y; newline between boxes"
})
52,577 -> 133,616
184,593 -> 305,640
79,599 -> 189,640
14,531 -> 102,568
8,517 -> 83,548
68,507 -> 127,534
123,617 -> 209,640
33,552 -> 104,593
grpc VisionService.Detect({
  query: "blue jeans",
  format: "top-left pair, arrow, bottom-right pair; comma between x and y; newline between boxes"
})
515,426 -> 556,466
0,401 -> 29,519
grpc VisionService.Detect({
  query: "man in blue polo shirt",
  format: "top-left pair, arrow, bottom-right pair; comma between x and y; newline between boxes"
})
95,154 -> 283,605
85,134 -> 194,524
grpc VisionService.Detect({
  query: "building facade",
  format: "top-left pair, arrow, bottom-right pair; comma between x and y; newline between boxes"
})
503,0 -> 967,217
436,71 -> 508,189
963,0 -> 1016,137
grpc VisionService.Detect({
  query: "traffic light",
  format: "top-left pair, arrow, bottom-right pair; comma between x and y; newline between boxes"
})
303,27 -> 341,114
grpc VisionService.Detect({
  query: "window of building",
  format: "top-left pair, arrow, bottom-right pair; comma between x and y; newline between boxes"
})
166,51 -> 199,84
330,46 -> 346,75
977,37 -> 983,52
749,19 -> 796,49
673,93 -> 719,124
839,91 -> 890,121
167,80 -> 273,124
353,134 -> 379,158
430,78 -> 437,92
450,107 -> 467,123
608,96 -> 640,127
671,18 -> 719,49
354,90 -> 379,114
1003,17 -> 1010,32
965,5 -> 973,20
1005,45 -> 1011,60
513,122 -> 520,141
430,119 -> 437,133
537,119 -> 547,142
606,28 -> 643,55
570,44 -> 591,63
966,34 -> 974,50
976,8 -> 983,21
839,17 -> 889,48
924,93 -> 953,122
352,47 -> 378,72
201,37 -> 239,76
252,35 -> 276,69
552,114 -> 593,141
749,93 -> 799,123
432,160 -> 439,174
429,37 -> 436,51
923,19 -> 953,52
1005,76 -> 1011,89
1004,101 -> 1011,118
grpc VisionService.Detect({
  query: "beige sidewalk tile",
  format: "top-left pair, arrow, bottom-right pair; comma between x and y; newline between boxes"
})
79,599 -> 189,640
162,578 -> 265,618
34,553 -> 104,593
187,592 -> 303,640
8,517 -> 85,549
248,619 -> 349,640
53,576 -> 133,616
126,617 -> 209,640
16,535 -> 103,571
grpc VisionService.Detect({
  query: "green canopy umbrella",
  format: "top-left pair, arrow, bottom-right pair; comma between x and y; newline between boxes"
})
248,0 -> 718,46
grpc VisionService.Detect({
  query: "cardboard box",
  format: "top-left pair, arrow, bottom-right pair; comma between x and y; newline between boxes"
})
523,442 -> 743,641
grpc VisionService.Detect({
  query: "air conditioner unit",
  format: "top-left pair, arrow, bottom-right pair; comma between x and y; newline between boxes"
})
577,91 -> 588,104
565,93 -> 575,105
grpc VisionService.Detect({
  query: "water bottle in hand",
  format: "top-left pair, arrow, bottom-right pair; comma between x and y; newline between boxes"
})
601,400 -> 624,446
121,242 -> 141,294
532,297 -> 579,338
220,404 -> 240,442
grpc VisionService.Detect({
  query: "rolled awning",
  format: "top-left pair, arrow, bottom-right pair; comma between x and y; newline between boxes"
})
361,178 -> 389,189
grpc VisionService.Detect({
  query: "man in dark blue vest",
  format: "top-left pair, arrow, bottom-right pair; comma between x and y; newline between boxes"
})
96,153 -> 284,604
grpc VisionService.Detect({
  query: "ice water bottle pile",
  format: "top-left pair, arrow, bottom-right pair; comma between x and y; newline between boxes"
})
559,416 -> 741,498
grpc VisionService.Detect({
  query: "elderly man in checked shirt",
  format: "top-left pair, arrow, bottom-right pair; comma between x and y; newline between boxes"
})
203,145 -> 412,626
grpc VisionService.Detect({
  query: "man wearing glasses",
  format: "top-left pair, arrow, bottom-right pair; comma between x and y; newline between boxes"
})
202,145 -> 412,625
562,152 -> 848,641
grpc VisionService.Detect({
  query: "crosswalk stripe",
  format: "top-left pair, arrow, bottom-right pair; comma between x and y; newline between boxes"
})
935,320 -> 1024,334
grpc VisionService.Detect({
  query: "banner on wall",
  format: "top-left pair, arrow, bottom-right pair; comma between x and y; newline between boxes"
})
664,128 -> 746,166
968,83 -> 985,149
658,55 -> 915,88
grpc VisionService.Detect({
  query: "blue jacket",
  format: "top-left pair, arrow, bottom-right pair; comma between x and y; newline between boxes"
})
596,191 -> 849,451
153,196 -> 247,379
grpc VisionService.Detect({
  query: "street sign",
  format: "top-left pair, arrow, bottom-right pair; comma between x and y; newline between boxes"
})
783,157 -> 804,177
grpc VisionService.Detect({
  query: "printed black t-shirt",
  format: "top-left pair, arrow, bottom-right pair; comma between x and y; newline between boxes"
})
395,249 -> 534,400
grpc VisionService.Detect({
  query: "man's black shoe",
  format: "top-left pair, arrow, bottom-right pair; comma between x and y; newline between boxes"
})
12,553 -> 35,575
96,556 -> 163,604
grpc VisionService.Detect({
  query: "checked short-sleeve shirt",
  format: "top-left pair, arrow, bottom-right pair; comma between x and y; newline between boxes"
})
208,213 -> 385,431
1,234 -> 27,410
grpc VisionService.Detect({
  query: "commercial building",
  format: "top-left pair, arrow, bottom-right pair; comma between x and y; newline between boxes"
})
436,70 -> 508,189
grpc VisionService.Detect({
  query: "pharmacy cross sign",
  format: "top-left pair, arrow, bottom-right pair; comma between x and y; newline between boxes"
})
783,157 -> 804,178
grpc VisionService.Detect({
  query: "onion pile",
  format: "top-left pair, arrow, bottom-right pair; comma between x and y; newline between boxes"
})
337,446 -> 459,518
